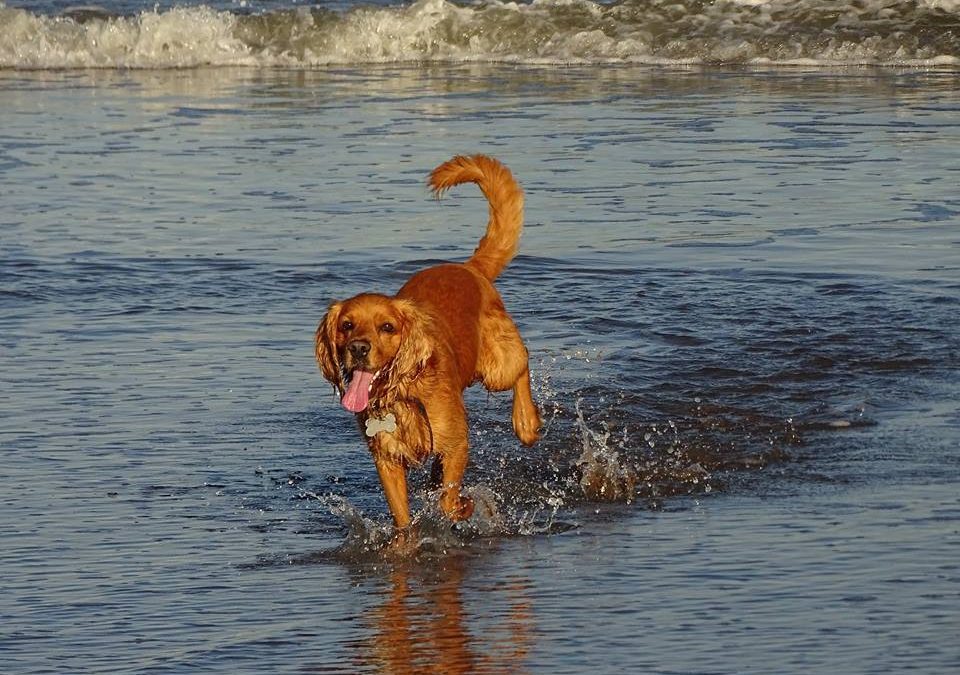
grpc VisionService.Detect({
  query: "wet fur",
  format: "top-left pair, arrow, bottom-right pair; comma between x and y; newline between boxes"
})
315,155 -> 541,529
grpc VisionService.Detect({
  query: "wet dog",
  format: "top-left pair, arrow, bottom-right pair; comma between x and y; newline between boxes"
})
315,155 -> 541,530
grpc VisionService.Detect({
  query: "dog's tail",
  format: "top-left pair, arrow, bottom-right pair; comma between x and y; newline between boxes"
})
429,154 -> 524,282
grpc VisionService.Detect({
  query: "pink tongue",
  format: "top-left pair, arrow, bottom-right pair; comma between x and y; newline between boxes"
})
341,370 -> 374,413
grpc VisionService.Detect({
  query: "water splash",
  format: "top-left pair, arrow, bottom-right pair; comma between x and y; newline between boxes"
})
574,398 -> 639,503
571,397 -> 726,504
283,337 -> 845,560
297,488 -> 512,561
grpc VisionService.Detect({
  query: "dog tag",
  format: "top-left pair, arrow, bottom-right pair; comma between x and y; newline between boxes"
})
365,412 -> 397,437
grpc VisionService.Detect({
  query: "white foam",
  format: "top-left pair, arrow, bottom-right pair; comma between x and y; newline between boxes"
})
2,0 -> 958,69
0,5 -> 256,68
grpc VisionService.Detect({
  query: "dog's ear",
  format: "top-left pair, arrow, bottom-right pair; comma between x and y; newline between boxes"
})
388,299 -> 434,385
315,301 -> 344,391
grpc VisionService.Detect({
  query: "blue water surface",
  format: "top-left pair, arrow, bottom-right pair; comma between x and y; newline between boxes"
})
2,63 -> 959,673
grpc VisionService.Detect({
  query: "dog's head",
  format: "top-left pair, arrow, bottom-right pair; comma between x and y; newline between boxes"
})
315,293 -> 433,412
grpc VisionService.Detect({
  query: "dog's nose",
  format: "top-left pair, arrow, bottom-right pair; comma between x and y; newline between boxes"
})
347,340 -> 371,360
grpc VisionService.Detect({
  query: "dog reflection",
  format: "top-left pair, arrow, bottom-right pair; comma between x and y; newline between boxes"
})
358,559 -> 533,674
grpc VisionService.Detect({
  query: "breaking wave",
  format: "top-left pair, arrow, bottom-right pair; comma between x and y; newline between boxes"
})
3,0 -> 960,69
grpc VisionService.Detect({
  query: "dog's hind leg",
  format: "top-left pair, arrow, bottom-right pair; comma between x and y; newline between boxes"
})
426,398 -> 475,522
434,447 -> 475,522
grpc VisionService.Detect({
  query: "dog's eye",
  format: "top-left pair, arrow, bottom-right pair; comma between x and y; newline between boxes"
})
340,320 -> 354,332
380,322 -> 396,334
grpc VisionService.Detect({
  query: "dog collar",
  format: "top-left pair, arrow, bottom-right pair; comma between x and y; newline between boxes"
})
365,412 -> 397,437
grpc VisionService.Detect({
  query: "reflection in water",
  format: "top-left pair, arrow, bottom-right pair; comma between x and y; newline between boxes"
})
346,557 -> 533,674
4,64 -> 959,114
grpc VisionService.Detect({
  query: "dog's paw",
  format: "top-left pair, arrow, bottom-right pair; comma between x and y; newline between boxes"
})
439,492 -> 475,522
512,407 -> 542,447
454,495 -> 475,522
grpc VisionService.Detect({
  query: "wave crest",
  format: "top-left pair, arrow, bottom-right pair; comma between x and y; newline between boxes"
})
3,0 -> 958,69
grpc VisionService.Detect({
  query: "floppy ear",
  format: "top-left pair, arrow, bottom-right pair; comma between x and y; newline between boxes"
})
315,301 -> 344,391
387,299 -> 434,387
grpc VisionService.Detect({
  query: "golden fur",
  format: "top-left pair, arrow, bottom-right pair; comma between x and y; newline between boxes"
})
315,155 -> 541,529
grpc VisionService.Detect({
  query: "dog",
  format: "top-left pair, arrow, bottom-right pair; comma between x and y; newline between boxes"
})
315,155 -> 542,531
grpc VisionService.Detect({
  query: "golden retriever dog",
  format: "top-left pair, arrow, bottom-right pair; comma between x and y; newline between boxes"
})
315,155 -> 541,531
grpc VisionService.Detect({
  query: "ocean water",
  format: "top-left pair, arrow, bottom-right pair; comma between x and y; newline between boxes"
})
2,2 -> 960,674
4,0 -> 960,67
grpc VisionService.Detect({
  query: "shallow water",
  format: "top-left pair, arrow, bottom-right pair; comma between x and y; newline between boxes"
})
2,63 -> 959,673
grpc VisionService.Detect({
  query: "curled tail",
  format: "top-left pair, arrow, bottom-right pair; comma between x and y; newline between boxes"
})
429,154 -> 524,281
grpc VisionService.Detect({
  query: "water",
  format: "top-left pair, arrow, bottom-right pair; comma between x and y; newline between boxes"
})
2,2 -> 960,673
3,0 -> 960,67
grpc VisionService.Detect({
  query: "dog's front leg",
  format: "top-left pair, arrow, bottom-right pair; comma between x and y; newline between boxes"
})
374,456 -> 411,529
511,366 -> 542,447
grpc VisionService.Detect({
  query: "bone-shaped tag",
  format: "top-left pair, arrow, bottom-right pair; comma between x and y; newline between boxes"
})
365,412 -> 397,437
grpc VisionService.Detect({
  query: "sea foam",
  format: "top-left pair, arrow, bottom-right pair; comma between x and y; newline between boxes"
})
2,0 -> 957,69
